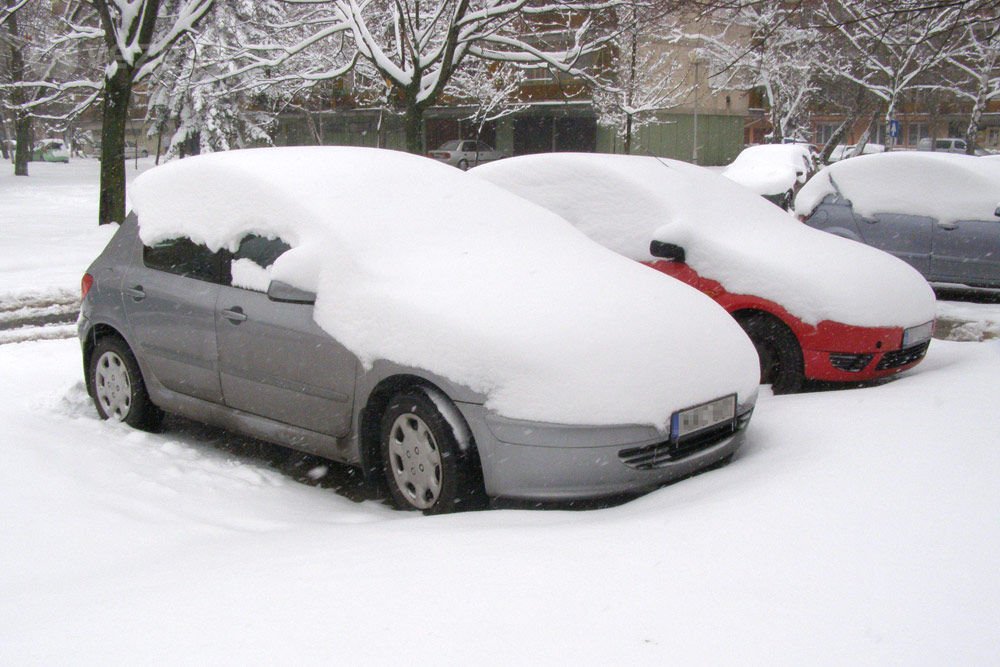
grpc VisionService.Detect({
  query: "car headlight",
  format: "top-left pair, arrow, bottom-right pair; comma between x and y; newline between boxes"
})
902,321 -> 933,347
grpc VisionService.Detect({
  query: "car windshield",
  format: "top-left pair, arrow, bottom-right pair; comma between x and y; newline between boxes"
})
438,140 -> 462,150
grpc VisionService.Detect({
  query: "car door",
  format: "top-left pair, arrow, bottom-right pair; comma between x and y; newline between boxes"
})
122,236 -> 224,403
855,211 -> 933,275
215,234 -> 358,436
930,217 -> 1000,287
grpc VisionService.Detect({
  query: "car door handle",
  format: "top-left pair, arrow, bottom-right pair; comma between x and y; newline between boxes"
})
937,221 -> 958,231
124,285 -> 145,301
222,307 -> 247,323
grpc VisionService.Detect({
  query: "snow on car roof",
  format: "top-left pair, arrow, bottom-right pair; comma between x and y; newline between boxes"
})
795,152 -> 1000,223
129,147 -> 759,428
722,143 -> 813,196
473,152 -> 934,328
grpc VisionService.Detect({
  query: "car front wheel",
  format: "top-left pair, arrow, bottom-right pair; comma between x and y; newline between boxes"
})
379,387 -> 483,513
739,313 -> 804,394
89,336 -> 163,430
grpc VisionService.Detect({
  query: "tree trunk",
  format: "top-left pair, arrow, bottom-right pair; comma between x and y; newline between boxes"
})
965,79 -> 987,156
7,8 -> 29,176
404,99 -> 425,154
13,110 -> 31,176
818,115 -> 855,164
624,113 -> 633,154
853,108 -> 882,157
99,67 -> 134,225
0,115 -> 8,160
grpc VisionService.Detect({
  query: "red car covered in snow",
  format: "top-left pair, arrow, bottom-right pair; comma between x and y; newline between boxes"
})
473,153 -> 936,393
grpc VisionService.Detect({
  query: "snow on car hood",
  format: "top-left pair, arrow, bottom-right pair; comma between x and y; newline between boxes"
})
722,144 -> 813,196
473,153 -> 935,328
129,147 -> 759,429
795,152 -> 1000,224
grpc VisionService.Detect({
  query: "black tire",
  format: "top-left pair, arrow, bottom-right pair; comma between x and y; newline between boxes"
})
457,158 -> 469,171
88,336 -> 163,431
738,313 -> 804,394
379,387 -> 484,514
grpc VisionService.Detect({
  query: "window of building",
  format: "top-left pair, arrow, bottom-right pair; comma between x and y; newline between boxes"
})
907,123 -> 929,146
814,123 -> 839,146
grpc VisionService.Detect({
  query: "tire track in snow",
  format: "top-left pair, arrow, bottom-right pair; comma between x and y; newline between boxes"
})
0,294 -> 79,345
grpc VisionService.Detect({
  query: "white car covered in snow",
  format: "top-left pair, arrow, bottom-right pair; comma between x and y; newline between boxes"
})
473,153 -> 936,393
78,147 -> 760,513
722,143 -> 816,209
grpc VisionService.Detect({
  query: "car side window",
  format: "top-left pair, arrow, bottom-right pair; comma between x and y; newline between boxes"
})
143,237 -> 222,282
228,233 -> 292,292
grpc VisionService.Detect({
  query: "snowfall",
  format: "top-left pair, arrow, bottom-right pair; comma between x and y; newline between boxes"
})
2,158 -> 1000,664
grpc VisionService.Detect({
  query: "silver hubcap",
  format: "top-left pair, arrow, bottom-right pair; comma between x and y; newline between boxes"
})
388,413 -> 443,509
94,351 -> 132,421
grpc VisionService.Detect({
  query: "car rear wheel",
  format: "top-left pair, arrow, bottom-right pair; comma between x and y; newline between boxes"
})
379,387 -> 483,513
739,313 -> 804,394
89,337 -> 163,430
457,158 -> 469,171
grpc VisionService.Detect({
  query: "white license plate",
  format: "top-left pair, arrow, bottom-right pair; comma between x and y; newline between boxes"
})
902,321 -> 933,347
672,395 -> 736,439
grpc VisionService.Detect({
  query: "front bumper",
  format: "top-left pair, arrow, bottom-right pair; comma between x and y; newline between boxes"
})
456,403 -> 753,501
801,320 -> 932,382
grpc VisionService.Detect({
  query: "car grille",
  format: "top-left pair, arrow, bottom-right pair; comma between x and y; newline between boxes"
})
876,340 -> 930,370
618,410 -> 752,470
829,352 -> 874,372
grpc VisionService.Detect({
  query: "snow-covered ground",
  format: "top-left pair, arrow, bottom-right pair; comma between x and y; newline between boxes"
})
2,157 -> 1000,663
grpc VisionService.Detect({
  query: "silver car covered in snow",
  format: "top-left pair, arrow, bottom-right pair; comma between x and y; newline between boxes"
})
79,147 -> 758,513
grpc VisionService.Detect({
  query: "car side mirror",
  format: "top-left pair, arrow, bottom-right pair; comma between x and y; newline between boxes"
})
650,240 -> 686,262
267,280 -> 316,304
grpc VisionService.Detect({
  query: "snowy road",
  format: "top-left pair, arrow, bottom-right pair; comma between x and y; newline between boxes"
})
2,336 -> 999,664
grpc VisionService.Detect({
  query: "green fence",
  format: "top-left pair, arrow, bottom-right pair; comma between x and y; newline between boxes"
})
597,113 -> 744,166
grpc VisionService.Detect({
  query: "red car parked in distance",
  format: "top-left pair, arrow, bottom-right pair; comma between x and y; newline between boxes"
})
473,153 -> 936,393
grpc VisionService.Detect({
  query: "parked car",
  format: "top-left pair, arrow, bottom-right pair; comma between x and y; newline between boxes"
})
427,139 -> 504,170
916,137 -> 967,154
32,139 -> 70,163
796,152 -> 1000,290
79,147 -> 759,513
722,143 -> 816,209
473,153 -> 936,393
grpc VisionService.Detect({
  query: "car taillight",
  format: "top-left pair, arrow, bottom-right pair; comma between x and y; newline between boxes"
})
81,273 -> 94,300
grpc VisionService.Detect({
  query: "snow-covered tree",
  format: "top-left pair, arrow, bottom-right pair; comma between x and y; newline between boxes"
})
695,2 -> 822,144
237,0 -> 619,153
1,0 -> 102,175
948,21 -> 1000,153
145,1 -> 294,160
88,0 -> 216,223
816,0 -> 967,150
592,3 -> 689,154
